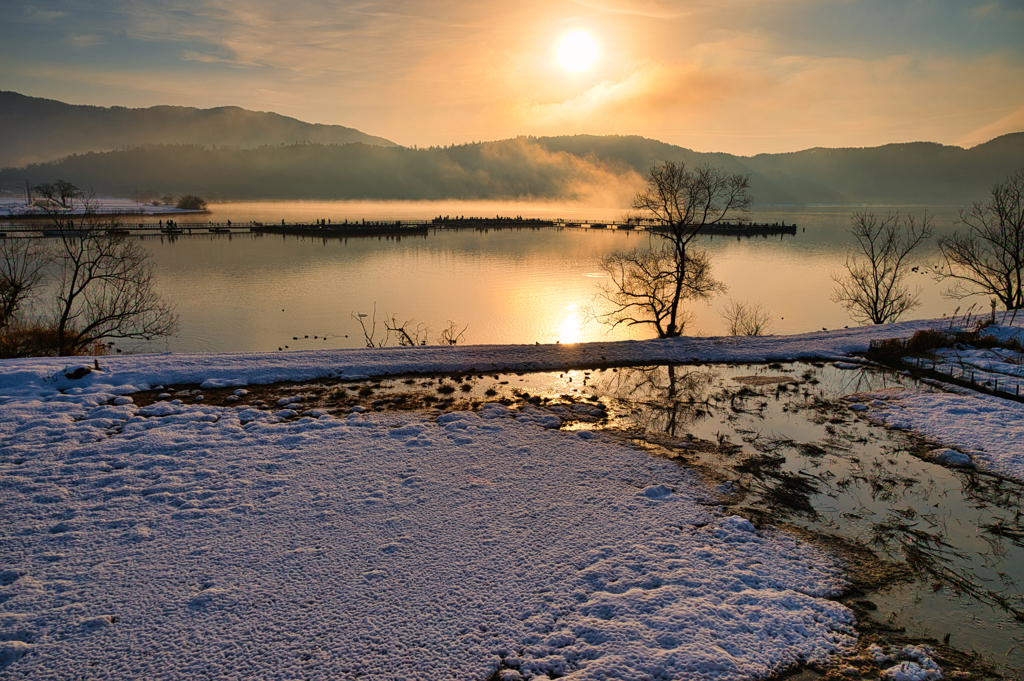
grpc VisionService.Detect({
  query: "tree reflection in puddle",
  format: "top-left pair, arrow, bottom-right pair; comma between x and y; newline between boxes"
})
579,362 -> 1024,677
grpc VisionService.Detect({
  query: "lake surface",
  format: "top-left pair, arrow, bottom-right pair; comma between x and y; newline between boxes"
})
110,201 -> 974,354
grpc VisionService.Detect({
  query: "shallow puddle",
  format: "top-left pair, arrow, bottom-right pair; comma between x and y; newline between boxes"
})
137,361 -> 1024,677
559,362 -> 1024,678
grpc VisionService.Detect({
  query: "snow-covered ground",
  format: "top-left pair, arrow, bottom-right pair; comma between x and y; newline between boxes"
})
0,197 -> 203,218
844,321 -> 1024,481
852,384 -> 1024,481
0,317 -> 1019,679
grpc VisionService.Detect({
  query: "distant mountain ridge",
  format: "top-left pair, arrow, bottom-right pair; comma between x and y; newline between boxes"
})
1,92 -> 1021,206
0,91 -> 396,168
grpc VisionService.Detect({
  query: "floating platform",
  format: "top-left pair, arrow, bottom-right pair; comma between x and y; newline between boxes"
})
253,223 -> 430,237
431,218 -> 555,230
648,222 -> 797,236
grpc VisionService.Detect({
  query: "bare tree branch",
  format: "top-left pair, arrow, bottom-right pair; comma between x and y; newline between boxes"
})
596,246 -> 725,337
612,161 -> 750,337
352,304 -> 387,348
384,315 -> 428,347
720,300 -> 773,336
0,238 -> 49,328
37,187 -> 178,355
937,168 -> 1024,310
436,320 -> 468,346
830,211 -> 933,325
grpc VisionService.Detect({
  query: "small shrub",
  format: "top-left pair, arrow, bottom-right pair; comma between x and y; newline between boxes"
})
904,329 -> 952,353
866,337 -> 906,365
0,323 -> 106,358
176,195 -> 207,211
720,300 -> 773,336
969,334 -> 1004,350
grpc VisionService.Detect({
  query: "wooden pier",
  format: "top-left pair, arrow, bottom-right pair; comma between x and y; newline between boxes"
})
252,221 -> 429,237
0,216 -> 798,239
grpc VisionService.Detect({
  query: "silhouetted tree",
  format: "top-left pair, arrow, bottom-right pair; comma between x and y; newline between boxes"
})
720,300 -> 773,336
436,320 -> 468,346
176,195 -> 208,211
831,210 -> 933,324
38,187 -> 178,355
938,169 -> 1024,310
597,162 -> 750,337
597,247 -> 725,337
34,179 -> 81,209
0,238 -> 48,328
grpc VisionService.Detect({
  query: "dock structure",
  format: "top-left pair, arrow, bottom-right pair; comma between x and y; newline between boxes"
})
1,216 -> 798,238
560,218 -> 797,236
431,216 -> 555,229
647,221 -> 798,236
252,221 -> 429,237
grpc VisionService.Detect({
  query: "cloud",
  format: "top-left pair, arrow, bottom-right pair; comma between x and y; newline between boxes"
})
567,0 -> 690,19
567,0 -> 800,20
69,34 -> 107,48
3,0 -> 1023,155
507,60 -> 747,134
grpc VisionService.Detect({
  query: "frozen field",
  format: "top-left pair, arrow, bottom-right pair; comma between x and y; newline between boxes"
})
2,317 -> 1021,679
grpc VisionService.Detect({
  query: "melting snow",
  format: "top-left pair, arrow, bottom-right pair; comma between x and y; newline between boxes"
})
1,317 -> 1019,678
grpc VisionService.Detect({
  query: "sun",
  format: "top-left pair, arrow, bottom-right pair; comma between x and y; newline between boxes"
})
557,30 -> 598,73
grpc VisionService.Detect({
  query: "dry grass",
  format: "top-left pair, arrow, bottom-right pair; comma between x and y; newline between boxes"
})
0,324 -> 106,358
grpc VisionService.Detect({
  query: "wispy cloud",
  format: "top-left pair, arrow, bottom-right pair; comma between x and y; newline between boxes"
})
2,0 -> 1021,153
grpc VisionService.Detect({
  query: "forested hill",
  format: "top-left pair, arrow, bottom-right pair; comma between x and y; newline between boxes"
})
0,91 -> 396,168
531,133 -> 1024,205
1,99 -> 1021,205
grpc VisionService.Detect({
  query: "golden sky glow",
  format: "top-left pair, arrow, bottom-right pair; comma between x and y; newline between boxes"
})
1,1 -> 1022,154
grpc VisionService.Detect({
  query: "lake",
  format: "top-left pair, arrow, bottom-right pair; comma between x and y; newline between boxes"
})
113,201 -> 972,354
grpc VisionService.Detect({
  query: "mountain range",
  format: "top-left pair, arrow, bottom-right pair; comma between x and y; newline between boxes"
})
0,91 -> 395,168
2,92 -> 1021,206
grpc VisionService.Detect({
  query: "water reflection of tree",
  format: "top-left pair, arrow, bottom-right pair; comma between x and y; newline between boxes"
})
597,364 -> 718,437
828,365 -> 915,396
596,362 -> 1024,626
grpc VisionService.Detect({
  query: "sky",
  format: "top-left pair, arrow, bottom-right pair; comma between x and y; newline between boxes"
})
2,0 -> 1023,155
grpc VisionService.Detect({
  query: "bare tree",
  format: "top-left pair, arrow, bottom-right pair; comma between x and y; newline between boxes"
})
831,210 -> 933,324
176,195 -> 208,211
600,161 -> 751,338
720,300 -> 773,336
938,169 -> 1024,310
596,246 -> 726,337
352,305 -> 437,347
0,238 -> 49,328
436,320 -> 468,346
34,180 -> 81,209
384,315 -> 428,346
37,188 -> 178,355
352,308 -> 384,348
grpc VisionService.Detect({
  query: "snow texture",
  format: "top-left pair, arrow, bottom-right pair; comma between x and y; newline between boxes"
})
854,386 -> 1024,481
4,317 -> 1020,677
0,335 -> 868,679
0,317 -> 947,400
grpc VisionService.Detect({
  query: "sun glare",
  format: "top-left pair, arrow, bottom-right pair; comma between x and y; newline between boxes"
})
557,31 -> 598,73
558,304 -> 581,344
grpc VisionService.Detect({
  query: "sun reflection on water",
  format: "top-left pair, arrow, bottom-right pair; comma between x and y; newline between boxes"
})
559,304 -> 581,344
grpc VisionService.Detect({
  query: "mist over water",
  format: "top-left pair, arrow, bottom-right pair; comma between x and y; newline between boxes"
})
128,203 -> 971,354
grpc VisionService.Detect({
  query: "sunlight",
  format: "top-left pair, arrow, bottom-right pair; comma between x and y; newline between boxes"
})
558,303 -> 582,344
557,31 -> 598,73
